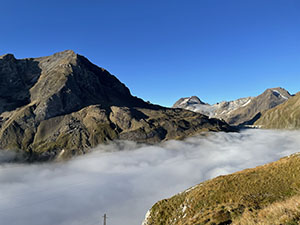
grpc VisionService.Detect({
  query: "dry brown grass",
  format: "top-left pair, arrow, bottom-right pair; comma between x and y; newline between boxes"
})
145,153 -> 300,225
234,195 -> 300,225
255,92 -> 300,129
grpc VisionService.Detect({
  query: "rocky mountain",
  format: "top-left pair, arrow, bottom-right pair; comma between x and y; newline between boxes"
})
173,96 -> 253,120
173,96 -> 206,109
142,152 -> 300,225
173,87 -> 292,126
254,92 -> 300,129
0,50 -> 232,160
173,96 -> 216,118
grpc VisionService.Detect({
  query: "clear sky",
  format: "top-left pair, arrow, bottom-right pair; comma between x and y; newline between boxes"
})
1,0 -> 299,106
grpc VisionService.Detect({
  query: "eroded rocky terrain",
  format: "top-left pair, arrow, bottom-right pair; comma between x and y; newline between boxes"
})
173,88 -> 292,126
0,50 -> 232,160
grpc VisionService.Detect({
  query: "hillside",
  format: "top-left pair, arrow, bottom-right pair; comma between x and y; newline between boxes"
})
142,153 -> 300,225
254,92 -> 300,129
173,88 -> 292,126
0,51 -> 232,160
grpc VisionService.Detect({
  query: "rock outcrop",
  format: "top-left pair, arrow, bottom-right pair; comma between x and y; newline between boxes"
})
0,50 -> 232,160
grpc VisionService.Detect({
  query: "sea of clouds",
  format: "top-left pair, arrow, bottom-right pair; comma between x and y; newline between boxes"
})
1,129 -> 300,225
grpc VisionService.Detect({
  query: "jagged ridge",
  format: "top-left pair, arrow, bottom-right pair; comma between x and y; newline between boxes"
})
0,50 -> 233,161
173,87 -> 292,126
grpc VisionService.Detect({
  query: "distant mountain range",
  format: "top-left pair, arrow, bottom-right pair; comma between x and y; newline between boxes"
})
144,88 -> 300,225
0,50 -> 231,161
1,50 -> 299,162
2,50 -> 300,225
173,87 -> 292,126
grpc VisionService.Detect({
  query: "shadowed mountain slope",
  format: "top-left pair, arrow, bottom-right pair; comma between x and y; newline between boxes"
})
254,92 -> 300,129
0,51 -> 232,160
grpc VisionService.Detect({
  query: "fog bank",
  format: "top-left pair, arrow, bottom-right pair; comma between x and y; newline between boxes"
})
0,129 -> 300,225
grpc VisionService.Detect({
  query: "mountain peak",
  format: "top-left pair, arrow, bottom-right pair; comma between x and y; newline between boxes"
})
173,87 -> 292,126
0,50 -> 77,63
262,87 -> 292,100
0,53 -> 16,61
0,51 -> 232,160
265,87 -> 288,92
189,96 -> 205,104
39,49 -> 78,65
52,49 -> 77,58
173,96 -> 206,108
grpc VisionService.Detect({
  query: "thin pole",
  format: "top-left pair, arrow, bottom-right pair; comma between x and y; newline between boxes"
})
103,214 -> 107,225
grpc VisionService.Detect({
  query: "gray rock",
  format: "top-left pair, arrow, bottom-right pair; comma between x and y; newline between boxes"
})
173,87 -> 292,126
0,50 -> 233,161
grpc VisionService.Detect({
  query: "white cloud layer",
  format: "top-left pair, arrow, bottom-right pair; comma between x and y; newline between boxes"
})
1,129 -> 300,225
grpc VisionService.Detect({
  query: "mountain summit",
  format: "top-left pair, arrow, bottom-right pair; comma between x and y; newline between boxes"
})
173,96 -> 206,108
0,50 -> 149,121
173,87 -> 292,126
254,92 -> 300,129
0,51 -> 232,160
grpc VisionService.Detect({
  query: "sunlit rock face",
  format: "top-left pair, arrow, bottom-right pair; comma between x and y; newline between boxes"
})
173,87 -> 292,126
255,92 -> 300,129
0,51 -> 232,161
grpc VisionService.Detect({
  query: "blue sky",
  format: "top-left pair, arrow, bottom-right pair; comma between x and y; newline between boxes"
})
1,0 -> 299,106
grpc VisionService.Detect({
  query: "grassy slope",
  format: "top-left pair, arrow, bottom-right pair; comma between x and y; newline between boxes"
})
144,153 -> 300,225
254,93 -> 300,129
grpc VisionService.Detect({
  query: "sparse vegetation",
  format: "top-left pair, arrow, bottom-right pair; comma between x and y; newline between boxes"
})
234,195 -> 300,225
255,92 -> 300,129
0,51 -> 233,161
144,153 -> 300,225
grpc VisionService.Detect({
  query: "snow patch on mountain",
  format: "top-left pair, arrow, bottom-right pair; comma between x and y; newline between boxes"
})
173,96 -> 253,119
272,89 -> 289,100
173,87 -> 292,125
